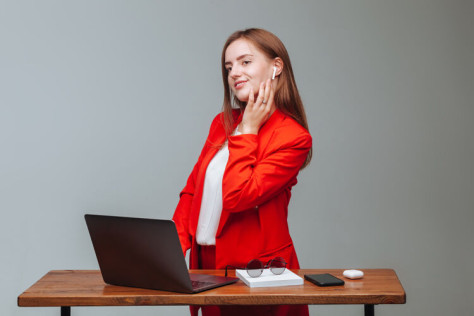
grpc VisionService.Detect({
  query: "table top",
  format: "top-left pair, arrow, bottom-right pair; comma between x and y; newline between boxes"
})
18,269 -> 405,307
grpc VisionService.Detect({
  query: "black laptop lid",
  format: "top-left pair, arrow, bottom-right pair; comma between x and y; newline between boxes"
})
85,214 -> 193,293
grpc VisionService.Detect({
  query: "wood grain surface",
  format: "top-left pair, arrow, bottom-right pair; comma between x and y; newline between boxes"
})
18,269 -> 405,307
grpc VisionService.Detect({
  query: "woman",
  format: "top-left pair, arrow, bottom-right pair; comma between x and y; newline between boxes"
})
172,28 -> 312,316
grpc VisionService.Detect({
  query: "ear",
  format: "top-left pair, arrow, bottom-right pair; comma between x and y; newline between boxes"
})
273,57 -> 284,77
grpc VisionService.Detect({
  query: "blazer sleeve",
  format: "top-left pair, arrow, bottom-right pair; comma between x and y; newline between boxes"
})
222,127 -> 312,212
172,159 -> 199,256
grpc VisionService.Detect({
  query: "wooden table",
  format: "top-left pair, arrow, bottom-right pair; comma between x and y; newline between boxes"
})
18,269 -> 405,316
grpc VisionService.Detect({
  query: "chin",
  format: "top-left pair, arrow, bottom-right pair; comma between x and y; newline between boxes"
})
236,95 -> 249,103
233,90 -> 249,102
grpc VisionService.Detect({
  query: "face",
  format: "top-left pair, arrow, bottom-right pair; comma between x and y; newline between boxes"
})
224,38 -> 275,102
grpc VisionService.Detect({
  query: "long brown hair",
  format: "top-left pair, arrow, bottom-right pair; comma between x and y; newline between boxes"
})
220,28 -> 312,168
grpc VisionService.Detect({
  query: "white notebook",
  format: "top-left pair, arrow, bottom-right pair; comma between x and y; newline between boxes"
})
236,268 -> 303,288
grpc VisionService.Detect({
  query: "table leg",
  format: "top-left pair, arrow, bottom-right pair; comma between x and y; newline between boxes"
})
61,306 -> 71,316
364,304 -> 374,316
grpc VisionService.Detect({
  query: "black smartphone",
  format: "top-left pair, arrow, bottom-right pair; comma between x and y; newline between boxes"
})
304,273 -> 345,287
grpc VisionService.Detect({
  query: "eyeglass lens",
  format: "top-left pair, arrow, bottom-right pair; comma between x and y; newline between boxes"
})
269,256 -> 286,275
246,259 -> 264,277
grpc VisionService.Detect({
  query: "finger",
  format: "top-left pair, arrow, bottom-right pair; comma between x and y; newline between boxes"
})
257,82 -> 265,105
265,82 -> 274,112
248,87 -> 255,106
260,83 -> 274,123
263,79 -> 271,107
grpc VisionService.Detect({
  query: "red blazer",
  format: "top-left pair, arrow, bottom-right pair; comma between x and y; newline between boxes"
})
172,109 -> 312,270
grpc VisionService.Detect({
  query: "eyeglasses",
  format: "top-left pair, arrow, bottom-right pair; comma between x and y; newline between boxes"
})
225,256 -> 287,278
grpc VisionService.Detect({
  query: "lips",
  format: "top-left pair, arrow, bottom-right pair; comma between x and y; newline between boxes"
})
234,80 -> 247,89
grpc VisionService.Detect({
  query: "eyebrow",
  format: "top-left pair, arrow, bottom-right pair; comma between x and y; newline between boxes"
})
224,54 -> 254,66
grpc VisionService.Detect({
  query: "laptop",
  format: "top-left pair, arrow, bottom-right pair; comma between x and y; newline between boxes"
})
85,214 -> 238,293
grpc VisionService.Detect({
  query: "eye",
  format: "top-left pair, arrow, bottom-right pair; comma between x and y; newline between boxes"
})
226,67 -> 232,72
243,60 -> 251,65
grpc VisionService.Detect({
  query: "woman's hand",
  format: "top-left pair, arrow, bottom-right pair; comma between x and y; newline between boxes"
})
239,79 -> 275,134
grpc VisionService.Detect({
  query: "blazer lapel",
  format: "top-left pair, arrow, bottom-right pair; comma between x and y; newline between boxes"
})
190,112 -> 241,236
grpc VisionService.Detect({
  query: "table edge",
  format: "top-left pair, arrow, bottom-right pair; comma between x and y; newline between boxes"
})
18,269 -> 406,307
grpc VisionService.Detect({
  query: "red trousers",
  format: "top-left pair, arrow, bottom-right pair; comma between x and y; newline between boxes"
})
192,246 -> 309,316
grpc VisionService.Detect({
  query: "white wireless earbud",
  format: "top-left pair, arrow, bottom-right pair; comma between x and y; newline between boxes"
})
272,66 -> 277,80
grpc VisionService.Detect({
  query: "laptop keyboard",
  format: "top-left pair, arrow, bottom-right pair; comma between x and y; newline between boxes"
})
192,280 -> 214,288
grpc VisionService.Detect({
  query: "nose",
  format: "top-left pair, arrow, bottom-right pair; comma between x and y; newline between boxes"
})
229,65 -> 242,79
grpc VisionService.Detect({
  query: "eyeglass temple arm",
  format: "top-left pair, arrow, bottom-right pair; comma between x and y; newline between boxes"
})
224,265 -> 243,277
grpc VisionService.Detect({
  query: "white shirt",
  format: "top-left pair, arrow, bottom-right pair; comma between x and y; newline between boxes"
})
196,130 -> 241,245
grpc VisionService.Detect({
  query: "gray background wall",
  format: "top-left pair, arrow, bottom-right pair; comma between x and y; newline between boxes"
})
1,0 -> 473,315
